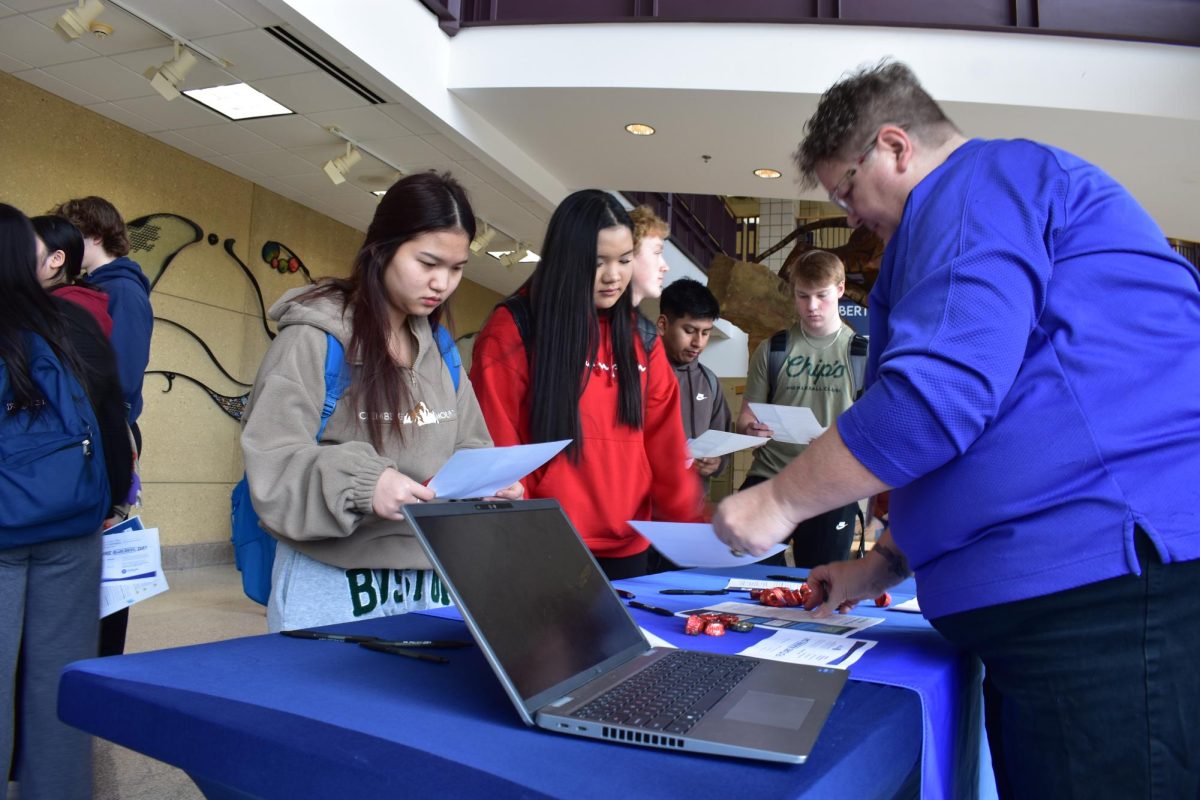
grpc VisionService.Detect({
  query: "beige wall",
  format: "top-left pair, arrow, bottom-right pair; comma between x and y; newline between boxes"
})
0,72 -> 502,564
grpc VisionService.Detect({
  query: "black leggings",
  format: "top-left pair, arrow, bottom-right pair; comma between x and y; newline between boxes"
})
595,549 -> 649,581
739,475 -> 858,568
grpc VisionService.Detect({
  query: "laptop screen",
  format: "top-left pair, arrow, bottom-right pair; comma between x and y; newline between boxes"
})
409,501 -> 646,703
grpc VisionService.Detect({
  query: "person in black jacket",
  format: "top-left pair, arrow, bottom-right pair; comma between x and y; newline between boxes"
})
52,196 -> 152,657
0,203 -> 131,800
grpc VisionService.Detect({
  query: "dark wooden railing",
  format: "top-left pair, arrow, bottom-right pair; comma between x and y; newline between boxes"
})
623,190 -> 738,273
420,1 -> 1200,47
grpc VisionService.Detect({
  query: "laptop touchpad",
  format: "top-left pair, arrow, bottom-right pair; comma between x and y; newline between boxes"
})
723,690 -> 814,730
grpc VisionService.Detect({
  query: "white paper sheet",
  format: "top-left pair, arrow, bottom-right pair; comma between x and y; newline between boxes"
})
626,521 -> 786,567
725,577 -> 808,591
890,597 -> 922,614
101,520 -> 168,618
428,440 -> 570,499
687,429 -> 769,459
737,629 -> 876,669
747,403 -> 826,445
675,601 -> 883,638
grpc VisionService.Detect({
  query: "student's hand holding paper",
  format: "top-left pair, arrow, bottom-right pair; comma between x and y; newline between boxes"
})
745,420 -> 773,438
492,481 -> 525,500
694,456 -> 722,477
373,467 -> 436,520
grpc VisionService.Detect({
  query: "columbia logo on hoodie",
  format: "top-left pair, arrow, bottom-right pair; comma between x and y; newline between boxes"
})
359,402 -> 457,426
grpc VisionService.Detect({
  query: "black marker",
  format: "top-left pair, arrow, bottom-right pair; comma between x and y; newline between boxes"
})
359,641 -> 450,664
658,589 -> 728,596
628,601 -> 676,617
614,588 -> 636,599
280,629 -> 378,644
371,639 -> 472,649
765,574 -> 808,582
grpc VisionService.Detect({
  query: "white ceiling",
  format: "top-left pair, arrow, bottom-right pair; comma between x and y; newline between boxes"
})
2,0 -> 1197,299
0,0 -> 548,294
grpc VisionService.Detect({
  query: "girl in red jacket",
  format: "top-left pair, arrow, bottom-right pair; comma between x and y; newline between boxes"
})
470,190 -> 703,579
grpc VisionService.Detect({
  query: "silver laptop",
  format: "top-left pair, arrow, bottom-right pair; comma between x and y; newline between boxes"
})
403,498 -> 847,764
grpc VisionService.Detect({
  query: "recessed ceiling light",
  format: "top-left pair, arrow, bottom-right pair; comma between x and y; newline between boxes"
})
183,83 -> 293,120
624,123 -> 655,136
753,168 -> 782,179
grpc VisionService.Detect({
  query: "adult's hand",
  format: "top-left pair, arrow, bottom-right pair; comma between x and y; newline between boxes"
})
371,467 -> 436,520
804,545 -> 907,617
712,478 -> 794,556
694,456 -> 722,477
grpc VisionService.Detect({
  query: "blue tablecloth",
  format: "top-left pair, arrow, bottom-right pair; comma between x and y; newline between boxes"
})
57,565 -> 988,799
611,566 -> 992,800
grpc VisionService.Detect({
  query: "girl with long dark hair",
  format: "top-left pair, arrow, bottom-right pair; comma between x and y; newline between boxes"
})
29,214 -> 114,339
470,190 -> 703,579
0,203 -> 131,799
240,172 -> 521,631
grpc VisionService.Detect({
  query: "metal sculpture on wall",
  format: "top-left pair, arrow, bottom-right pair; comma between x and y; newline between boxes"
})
135,212 -> 314,421
145,370 -> 251,421
128,213 -> 204,289
144,317 -> 253,421
262,240 -> 314,282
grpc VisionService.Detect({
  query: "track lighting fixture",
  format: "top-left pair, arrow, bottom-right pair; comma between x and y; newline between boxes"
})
498,245 -> 530,268
55,0 -> 106,42
145,41 -> 198,101
322,142 -> 363,185
470,222 -> 497,255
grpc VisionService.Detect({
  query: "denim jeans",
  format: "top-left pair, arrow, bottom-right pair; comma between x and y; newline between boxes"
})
931,532 -> 1200,799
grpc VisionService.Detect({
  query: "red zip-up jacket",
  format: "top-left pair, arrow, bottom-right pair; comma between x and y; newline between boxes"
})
52,284 -> 114,339
470,304 -> 704,558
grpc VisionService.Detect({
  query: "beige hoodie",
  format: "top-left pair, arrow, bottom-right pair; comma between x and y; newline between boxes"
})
240,287 -> 492,569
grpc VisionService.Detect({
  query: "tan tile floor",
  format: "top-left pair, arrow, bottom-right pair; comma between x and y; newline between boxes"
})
91,565 -> 267,800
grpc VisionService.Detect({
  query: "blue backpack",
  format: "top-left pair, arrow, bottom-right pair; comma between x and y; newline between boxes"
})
1,333 -> 109,546
230,323 -> 461,605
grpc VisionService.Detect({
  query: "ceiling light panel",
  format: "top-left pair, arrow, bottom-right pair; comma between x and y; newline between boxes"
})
183,82 -> 292,119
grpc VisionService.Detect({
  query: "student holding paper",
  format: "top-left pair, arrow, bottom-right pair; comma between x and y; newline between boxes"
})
735,250 -> 861,567
470,190 -> 704,580
657,278 -> 731,481
240,173 -> 521,631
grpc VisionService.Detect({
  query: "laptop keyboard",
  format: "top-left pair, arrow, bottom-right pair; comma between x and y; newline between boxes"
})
571,650 -> 760,735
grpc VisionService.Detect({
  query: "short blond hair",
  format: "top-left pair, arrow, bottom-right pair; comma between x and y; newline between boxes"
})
787,248 -> 845,288
629,205 -> 668,249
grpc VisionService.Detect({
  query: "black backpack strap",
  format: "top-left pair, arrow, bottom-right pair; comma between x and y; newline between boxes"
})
767,329 -> 788,398
635,313 -> 658,356
499,294 -> 534,356
849,332 -> 870,398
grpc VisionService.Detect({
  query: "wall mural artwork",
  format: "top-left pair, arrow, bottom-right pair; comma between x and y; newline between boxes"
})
128,214 -> 203,289
130,213 -> 316,421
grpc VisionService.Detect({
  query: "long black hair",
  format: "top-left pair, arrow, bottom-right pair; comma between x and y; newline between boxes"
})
0,204 -> 91,410
304,171 -> 475,450
30,214 -> 92,289
525,190 -> 641,459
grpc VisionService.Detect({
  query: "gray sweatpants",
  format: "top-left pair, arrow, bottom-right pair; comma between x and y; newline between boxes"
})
0,530 -> 101,800
267,540 -> 454,632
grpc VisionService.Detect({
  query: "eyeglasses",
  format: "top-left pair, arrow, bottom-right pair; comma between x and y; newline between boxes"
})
827,133 -> 881,216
